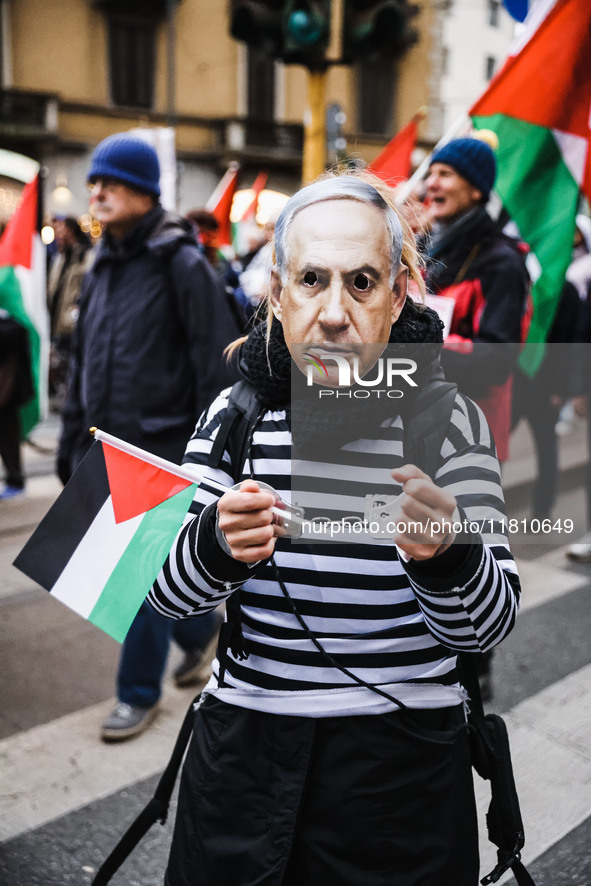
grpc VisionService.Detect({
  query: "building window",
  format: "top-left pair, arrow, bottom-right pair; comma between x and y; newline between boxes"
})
485,56 -> 497,80
357,58 -> 396,137
247,48 -> 275,122
107,14 -> 157,109
488,0 -> 500,27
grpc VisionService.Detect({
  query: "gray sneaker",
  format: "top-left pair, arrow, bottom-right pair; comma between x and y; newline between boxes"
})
100,702 -> 159,742
173,649 -> 206,687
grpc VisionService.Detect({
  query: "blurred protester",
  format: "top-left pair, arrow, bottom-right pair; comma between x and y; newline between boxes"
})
185,209 -> 249,331
423,137 -> 529,463
58,134 -> 238,740
512,280 -> 580,520
566,215 -> 591,562
566,214 -> 591,300
238,217 -> 276,311
422,137 -> 529,700
0,308 -> 33,500
237,222 -> 268,270
47,216 -> 93,412
185,209 -> 240,290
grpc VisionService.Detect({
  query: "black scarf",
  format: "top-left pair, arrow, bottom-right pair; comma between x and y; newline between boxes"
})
239,300 -> 444,453
425,207 -> 500,292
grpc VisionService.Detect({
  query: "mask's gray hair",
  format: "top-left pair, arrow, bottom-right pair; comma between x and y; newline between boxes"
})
274,177 -> 404,287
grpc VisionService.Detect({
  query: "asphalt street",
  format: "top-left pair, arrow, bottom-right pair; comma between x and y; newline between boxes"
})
1,414 -> 590,885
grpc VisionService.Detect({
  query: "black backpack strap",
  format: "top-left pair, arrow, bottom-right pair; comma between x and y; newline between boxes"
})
91,693 -> 200,885
207,380 -> 264,687
403,379 -> 458,477
207,379 -> 263,478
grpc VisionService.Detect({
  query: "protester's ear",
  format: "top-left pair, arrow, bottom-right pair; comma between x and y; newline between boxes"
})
391,265 -> 408,324
270,270 -> 283,321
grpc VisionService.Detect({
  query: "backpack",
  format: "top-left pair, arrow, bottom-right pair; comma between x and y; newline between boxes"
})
91,379 -> 535,886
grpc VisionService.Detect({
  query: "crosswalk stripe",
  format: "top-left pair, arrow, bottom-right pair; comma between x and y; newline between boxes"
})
476,661 -> 591,881
516,547 -> 588,611
0,685 -> 194,843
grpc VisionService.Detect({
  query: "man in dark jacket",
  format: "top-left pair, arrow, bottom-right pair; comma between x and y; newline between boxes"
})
424,136 -> 529,464
58,133 -> 240,740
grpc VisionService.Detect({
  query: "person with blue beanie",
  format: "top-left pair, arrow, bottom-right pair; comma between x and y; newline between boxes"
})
58,133 -> 241,739
422,135 -> 529,700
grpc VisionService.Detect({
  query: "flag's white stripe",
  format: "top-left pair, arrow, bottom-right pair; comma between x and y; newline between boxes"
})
51,497 -> 143,617
552,129 -> 587,187
509,0 -> 557,57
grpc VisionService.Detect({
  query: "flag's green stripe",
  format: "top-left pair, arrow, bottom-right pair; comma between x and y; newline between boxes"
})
88,484 -> 196,643
0,265 -> 41,435
472,114 -> 579,368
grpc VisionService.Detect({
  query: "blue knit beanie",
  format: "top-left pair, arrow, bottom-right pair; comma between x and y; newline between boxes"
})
430,137 -> 496,201
87,134 -> 161,198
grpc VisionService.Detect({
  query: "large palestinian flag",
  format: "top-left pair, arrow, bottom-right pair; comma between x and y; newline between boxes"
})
14,441 -> 196,643
0,168 -> 47,435
470,0 -> 591,353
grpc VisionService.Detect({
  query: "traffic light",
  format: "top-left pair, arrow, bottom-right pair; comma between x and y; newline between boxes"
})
282,1 -> 331,67
230,1 -> 331,69
230,1 -> 283,57
343,1 -> 418,61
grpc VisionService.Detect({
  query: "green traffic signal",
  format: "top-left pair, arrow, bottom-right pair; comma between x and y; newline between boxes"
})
287,8 -> 326,46
283,1 -> 331,65
229,1 -> 331,68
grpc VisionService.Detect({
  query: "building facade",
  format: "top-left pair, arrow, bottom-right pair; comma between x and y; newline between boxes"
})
0,0 -> 515,225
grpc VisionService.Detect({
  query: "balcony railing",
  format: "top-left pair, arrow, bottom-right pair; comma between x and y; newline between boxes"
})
0,89 -> 59,140
223,118 -> 303,163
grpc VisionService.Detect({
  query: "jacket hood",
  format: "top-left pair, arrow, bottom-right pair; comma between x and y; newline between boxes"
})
95,205 -> 196,263
145,209 -> 197,256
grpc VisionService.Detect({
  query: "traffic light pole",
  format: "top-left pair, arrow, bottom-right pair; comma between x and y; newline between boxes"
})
302,68 -> 327,184
301,0 -> 344,184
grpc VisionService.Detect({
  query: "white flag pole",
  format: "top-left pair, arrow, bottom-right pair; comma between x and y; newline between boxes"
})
90,427 -> 301,525
395,114 -> 471,205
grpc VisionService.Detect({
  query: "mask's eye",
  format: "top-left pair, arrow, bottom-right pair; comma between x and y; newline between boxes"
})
353,273 -> 371,291
303,270 -> 318,286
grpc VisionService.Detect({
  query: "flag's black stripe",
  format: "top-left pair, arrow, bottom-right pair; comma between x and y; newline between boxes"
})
13,442 -> 110,591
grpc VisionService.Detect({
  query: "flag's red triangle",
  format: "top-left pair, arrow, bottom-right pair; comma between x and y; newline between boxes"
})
240,171 -> 269,222
470,0 -> 591,139
207,165 -> 240,246
102,442 -> 193,524
367,119 -> 418,184
0,176 -> 38,269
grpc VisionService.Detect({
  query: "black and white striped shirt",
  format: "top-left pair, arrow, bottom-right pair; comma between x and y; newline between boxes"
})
149,386 -> 520,717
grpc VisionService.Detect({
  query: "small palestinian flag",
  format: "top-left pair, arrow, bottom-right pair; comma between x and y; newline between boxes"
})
14,441 -> 196,643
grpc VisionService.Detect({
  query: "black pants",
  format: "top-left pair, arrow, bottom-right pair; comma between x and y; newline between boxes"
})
0,403 -> 24,488
165,697 -> 478,886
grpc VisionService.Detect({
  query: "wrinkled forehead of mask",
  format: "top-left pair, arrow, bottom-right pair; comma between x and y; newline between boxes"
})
274,178 -> 404,283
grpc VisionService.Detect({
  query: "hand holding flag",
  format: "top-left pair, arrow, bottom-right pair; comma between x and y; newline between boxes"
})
14,430 -> 302,643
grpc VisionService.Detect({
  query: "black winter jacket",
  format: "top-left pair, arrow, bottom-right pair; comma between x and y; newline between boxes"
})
59,206 -> 240,471
424,208 -> 529,393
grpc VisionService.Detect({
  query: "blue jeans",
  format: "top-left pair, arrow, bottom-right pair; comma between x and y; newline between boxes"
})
117,602 -> 221,708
